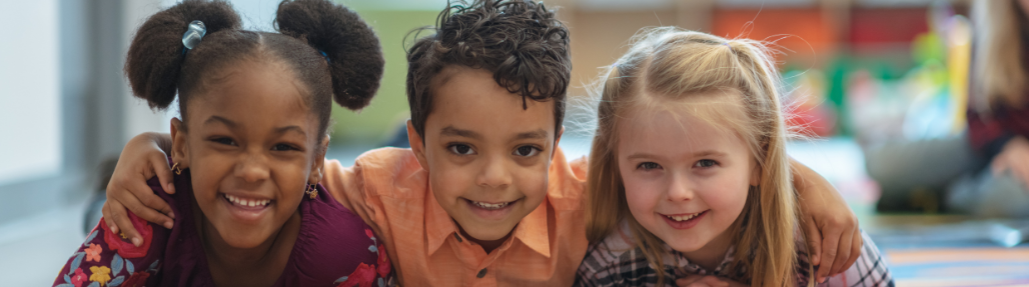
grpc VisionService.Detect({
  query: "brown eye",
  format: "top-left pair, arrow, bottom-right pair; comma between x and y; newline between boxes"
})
272,143 -> 298,151
211,137 -> 236,146
448,144 -> 474,155
513,146 -> 540,157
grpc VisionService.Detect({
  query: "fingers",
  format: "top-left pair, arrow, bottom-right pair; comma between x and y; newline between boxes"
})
676,275 -> 704,287
842,230 -> 862,273
698,276 -> 729,287
1010,158 -> 1029,189
816,224 -> 843,283
101,202 -> 118,234
150,153 -> 176,194
116,183 -> 174,229
829,226 -> 856,277
107,200 -> 143,247
803,218 -> 823,267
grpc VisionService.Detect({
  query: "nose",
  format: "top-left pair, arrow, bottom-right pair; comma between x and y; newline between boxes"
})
235,152 -> 270,183
666,173 -> 695,202
476,155 -> 512,189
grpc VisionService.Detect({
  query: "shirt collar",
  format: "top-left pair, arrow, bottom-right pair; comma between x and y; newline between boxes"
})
426,187 -> 457,256
424,187 -> 552,258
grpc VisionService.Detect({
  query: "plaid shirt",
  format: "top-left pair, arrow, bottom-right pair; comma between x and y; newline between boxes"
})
574,222 -> 893,287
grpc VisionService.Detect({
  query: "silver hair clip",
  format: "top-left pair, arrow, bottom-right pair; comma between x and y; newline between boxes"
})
182,20 -> 207,50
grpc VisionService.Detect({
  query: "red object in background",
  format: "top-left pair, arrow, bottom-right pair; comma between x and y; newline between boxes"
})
712,8 -> 837,59
788,102 -> 837,138
849,8 -> 928,48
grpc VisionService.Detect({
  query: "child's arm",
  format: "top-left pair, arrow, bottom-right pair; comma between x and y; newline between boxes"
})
101,132 -> 177,247
792,158 -> 862,283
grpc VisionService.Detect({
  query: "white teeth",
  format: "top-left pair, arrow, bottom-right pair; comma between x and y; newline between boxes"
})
471,200 -> 511,210
668,213 -> 700,222
224,194 -> 270,207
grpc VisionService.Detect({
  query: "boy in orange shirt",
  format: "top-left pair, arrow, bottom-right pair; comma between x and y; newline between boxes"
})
102,0 -> 863,285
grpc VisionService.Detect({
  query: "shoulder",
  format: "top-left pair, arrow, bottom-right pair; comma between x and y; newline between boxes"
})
292,188 -> 391,285
53,216 -> 170,287
547,147 -> 588,209
326,147 -> 427,199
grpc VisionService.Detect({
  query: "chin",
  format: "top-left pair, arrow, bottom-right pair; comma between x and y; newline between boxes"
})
218,228 -> 270,249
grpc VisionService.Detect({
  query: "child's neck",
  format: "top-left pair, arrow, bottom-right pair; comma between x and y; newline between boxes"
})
194,203 -> 301,287
681,231 -> 734,272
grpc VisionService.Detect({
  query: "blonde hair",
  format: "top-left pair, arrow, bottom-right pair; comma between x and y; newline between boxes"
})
972,0 -> 1028,110
584,27 -> 806,287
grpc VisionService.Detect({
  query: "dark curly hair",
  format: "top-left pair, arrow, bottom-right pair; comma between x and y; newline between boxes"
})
124,0 -> 384,141
406,0 -> 571,138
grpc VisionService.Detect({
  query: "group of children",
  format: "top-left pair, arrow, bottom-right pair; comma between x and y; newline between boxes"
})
54,0 -> 893,286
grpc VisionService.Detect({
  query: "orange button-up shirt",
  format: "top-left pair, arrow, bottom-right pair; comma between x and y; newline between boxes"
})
322,147 -> 588,287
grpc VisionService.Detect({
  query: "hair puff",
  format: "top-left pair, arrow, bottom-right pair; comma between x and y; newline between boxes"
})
276,0 -> 385,110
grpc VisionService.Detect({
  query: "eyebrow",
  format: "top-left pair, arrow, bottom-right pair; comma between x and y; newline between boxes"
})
625,150 -> 728,161
440,126 -> 482,140
204,115 -> 306,137
514,129 -> 548,140
274,125 -> 306,137
204,116 -> 237,128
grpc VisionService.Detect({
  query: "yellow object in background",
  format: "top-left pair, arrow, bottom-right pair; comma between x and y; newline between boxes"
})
947,15 -> 971,133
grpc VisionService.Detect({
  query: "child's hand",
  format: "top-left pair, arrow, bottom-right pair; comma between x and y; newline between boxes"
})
991,136 -> 1029,190
791,159 -> 861,283
675,275 -> 747,287
101,132 -> 176,247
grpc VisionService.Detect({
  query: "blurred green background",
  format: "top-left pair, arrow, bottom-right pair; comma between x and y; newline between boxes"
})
327,9 -> 438,145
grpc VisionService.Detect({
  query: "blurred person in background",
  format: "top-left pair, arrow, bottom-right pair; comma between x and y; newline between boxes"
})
866,0 -> 1029,218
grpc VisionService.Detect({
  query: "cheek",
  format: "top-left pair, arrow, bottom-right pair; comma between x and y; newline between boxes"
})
514,164 -> 549,200
621,172 -> 664,216
697,171 -> 751,213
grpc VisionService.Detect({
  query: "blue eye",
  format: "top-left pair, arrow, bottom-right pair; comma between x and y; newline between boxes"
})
637,162 -> 661,170
695,159 -> 717,168
513,146 -> 540,157
448,144 -> 475,155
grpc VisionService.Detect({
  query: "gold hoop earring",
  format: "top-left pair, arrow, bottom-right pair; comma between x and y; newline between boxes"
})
305,184 -> 318,199
172,162 -> 182,175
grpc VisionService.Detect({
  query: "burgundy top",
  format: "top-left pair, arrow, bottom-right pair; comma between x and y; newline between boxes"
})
967,34 -> 1029,160
53,168 -> 392,287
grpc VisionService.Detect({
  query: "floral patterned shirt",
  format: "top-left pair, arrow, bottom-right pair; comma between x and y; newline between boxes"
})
53,168 -> 394,287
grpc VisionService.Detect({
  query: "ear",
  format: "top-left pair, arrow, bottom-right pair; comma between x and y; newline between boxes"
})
170,118 -> 190,168
749,159 -> 761,187
308,135 -> 330,185
550,125 -> 565,160
407,120 -> 430,171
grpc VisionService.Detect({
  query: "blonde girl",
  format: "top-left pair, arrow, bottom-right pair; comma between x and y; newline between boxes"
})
575,28 -> 893,287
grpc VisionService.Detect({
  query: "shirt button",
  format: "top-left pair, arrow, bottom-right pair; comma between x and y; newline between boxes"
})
477,268 -> 487,278
454,233 -> 463,242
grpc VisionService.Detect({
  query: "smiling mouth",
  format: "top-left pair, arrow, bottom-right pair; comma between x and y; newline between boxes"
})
223,194 -> 271,208
664,210 -> 707,222
468,200 -> 515,210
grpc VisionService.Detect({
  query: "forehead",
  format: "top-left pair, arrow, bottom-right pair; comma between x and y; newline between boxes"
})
427,66 -> 556,135
617,91 -> 749,153
187,60 -> 314,129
